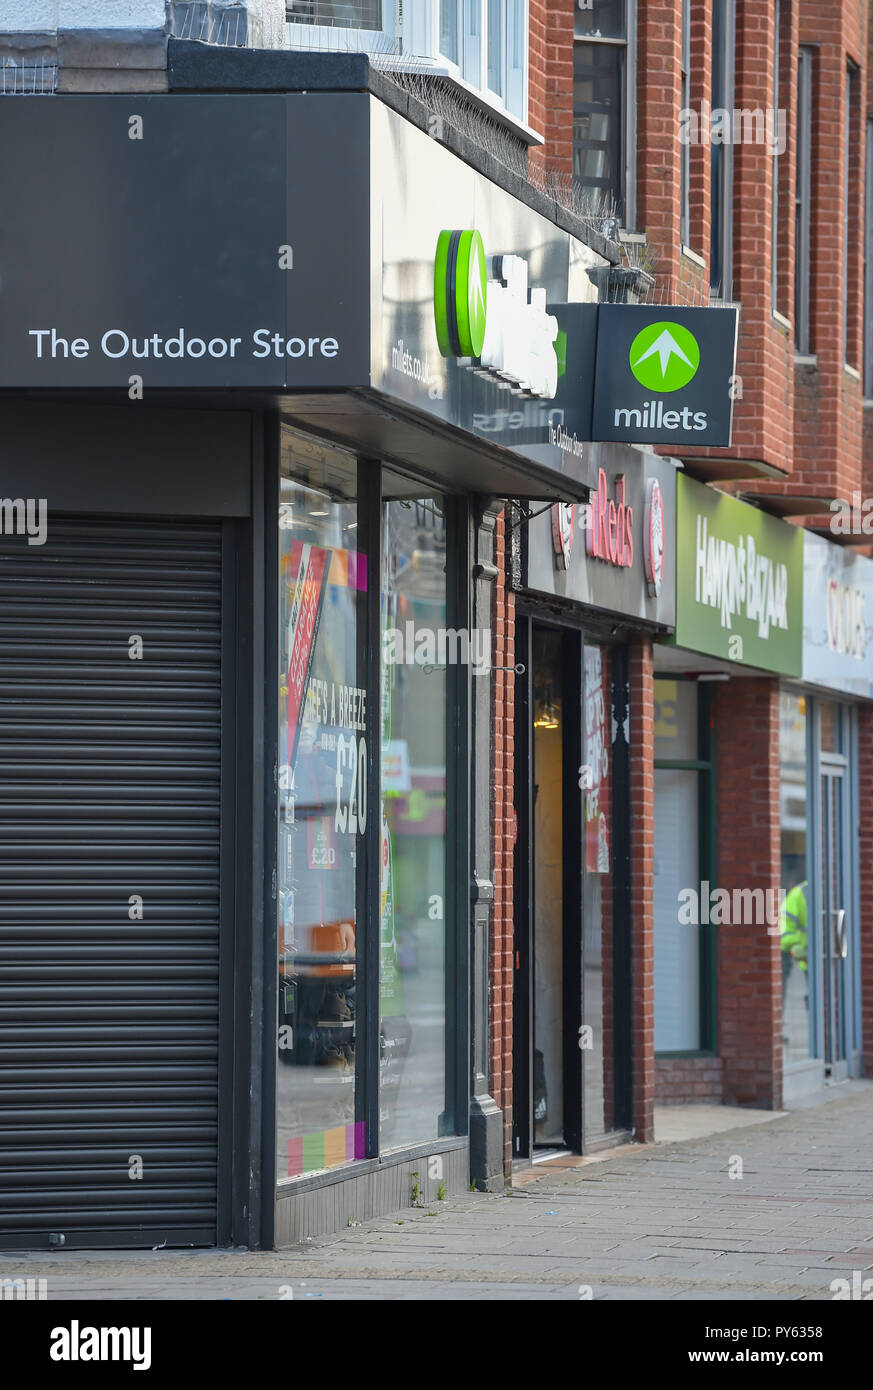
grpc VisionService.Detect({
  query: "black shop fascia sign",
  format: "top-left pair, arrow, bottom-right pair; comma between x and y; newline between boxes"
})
521,445 -> 678,630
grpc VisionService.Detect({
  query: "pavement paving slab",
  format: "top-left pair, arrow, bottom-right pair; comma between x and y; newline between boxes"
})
3,1085 -> 872,1301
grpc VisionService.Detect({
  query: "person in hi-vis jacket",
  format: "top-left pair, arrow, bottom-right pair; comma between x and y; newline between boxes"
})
779,880 -> 808,988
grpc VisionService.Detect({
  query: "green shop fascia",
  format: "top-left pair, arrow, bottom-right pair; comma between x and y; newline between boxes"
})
666,475 -> 804,675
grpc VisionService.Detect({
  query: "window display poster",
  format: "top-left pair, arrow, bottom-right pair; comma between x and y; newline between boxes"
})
584,645 -> 610,874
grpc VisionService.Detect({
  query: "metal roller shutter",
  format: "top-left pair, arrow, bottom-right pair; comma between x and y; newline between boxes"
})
0,517 -> 222,1249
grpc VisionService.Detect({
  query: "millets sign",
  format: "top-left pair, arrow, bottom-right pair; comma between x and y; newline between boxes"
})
592,305 -> 740,448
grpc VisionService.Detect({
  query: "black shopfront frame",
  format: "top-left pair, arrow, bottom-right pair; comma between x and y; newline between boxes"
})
0,401 -> 262,1252
269,444 -> 472,1221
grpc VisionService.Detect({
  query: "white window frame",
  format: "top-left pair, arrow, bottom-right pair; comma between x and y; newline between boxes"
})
288,1 -> 529,128
426,1 -> 528,125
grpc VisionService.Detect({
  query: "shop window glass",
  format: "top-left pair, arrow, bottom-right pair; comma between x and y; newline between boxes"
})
277,433 -> 364,1181
654,768 -> 701,1050
654,678 -> 697,761
653,678 -> 702,1052
380,481 -> 449,1148
819,699 -> 841,754
779,692 -> 812,1064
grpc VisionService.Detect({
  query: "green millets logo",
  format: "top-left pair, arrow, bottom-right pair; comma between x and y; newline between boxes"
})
629,321 -> 700,392
434,229 -> 487,358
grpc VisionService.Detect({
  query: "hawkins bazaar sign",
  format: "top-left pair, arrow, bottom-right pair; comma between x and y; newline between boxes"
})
523,448 -> 676,626
671,475 -> 803,675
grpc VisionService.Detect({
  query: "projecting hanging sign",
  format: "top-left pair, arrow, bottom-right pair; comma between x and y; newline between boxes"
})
591,305 -> 740,447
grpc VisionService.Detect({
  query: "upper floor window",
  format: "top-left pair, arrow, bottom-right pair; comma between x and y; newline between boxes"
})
845,63 -> 859,366
439,1 -> 526,119
795,47 -> 814,354
679,0 -> 690,246
573,0 -> 636,227
439,1 -> 460,65
865,118 -> 873,394
287,1 -> 382,28
288,2 -> 528,125
487,1 -> 505,100
771,0 -> 782,313
710,0 -> 735,298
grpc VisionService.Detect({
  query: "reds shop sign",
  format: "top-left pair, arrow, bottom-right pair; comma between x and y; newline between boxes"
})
586,468 -> 633,570
526,446 -> 676,627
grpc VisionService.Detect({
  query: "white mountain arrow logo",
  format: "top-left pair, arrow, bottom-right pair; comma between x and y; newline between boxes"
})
468,252 -> 486,329
629,321 -> 700,391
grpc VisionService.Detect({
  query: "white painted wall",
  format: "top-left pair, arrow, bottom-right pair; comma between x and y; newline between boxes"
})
0,2 -> 163,28
0,0 -> 287,46
245,0 -> 286,47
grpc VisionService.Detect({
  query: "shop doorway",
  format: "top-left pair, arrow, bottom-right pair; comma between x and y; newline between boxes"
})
513,622 -> 582,1159
512,617 -> 633,1163
820,768 -> 849,1077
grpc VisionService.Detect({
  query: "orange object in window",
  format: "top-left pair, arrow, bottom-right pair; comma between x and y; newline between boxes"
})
306,921 -> 355,978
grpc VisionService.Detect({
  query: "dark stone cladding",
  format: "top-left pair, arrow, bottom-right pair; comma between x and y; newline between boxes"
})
167,40 -> 619,266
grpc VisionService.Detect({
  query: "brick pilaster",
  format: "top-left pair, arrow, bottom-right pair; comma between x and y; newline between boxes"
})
715,679 -> 783,1109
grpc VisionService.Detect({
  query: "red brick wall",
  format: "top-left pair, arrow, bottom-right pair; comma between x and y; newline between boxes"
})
528,1 -> 868,498
656,1056 -> 725,1103
630,639 -> 656,1142
785,0 -> 867,505
714,679 -> 783,1109
528,0 -> 574,179
491,511 -> 515,1172
678,0 -> 797,479
636,2 -> 682,256
618,0 -> 866,499
686,0 -> 713,265
741,0 -> 867,505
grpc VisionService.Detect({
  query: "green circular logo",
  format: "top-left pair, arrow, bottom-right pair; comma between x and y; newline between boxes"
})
434,229 -> 488,358
629,320 -> 700,392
